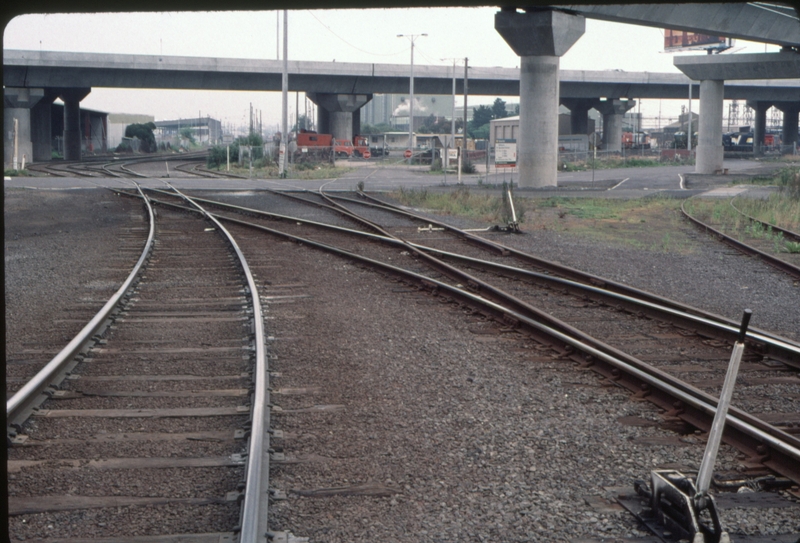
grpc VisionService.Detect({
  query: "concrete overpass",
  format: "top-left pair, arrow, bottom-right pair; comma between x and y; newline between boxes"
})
5,49 -> 799,101
5,48 -> 800,164
5,2 -> 799,185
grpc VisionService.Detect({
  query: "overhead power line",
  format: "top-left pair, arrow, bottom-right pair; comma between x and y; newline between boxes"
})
306,11 -> 408,57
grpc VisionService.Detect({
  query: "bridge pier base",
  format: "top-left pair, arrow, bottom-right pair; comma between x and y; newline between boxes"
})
561,98 -> 597,136
495,8 -> 584,188
59,88 -> 91,161
747,100 -> 772,156
597,99 -> 636,153
774,101 -> 800,152
4,88 -> 45,168
696,79 -> 724,174
31,90 -> 58,161
307,93 -> 371,142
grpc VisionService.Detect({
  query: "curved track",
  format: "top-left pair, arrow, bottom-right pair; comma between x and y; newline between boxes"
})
6,183 -> 282,542
681,199 -> 800,281
135,187 -> 800,488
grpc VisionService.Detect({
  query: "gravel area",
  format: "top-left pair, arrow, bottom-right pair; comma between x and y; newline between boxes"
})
6,187 -> 799,541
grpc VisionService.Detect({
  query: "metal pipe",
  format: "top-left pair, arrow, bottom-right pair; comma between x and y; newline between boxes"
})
696,310 -> 752,497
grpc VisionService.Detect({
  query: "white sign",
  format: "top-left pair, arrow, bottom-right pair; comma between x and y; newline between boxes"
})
495,139 -> 516,168
279,143 -> 287,172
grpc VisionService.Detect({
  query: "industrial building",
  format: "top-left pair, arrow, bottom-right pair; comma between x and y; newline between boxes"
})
154,117 -> 223,146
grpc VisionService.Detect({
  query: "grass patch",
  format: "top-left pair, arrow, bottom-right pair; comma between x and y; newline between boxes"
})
559,156 -> 682,171
212,162 -> 353,180
684,191 -> 800,255
4,169 -> 31,177
392,186 -> 505,223
390,188 -> 696,254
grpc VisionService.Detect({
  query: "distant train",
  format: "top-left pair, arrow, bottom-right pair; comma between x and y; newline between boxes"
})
622,131 -> 651,149
294,130 -> 371,162
723,132 -> 781,152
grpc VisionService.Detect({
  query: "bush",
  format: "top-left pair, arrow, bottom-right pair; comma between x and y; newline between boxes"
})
115,141 -> 133,153
461,160 -> 476,174
124,122 -> 157,153
778,167 -> 800,199
208,144 -> 239,168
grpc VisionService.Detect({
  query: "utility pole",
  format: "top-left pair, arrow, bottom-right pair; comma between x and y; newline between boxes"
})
398,33 -> 427,163
280,10 -> 288,177
450,61 -> 456,152
463,57 -> 469,154
688,82 -> 693,152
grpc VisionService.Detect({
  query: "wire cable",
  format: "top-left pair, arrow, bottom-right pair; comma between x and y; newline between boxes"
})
306,10 -> 408,57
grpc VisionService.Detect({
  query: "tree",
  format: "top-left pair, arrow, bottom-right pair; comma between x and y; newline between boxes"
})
360,123 -> 393,135
471,124 -> 490,140
124,122 -> 157,153
179,127 -> 196,144
492,98 -> 508,120
472,105 -> 493,129
292,114 -> 314,132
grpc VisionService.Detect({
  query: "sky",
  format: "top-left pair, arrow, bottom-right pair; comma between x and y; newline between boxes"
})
3,8 -> 784,134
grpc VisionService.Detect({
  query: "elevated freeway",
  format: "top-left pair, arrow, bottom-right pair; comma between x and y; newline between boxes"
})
4,49 -> 799,101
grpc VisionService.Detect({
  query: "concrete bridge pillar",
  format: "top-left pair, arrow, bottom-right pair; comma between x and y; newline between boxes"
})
495,8 -> 585,188
747,100 -> 772,156
58,88 -> 91,161
4,88 -> 45,168
307,93 -> 372,141
597,99 -> 636,153
774,101 -> 799,151
695,80 -> 725,174
31,90 -> 58,161
561,98 -> 597,135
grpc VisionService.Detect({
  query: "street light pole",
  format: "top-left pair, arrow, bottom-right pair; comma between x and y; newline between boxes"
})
441,57 -> 461,170
398,33 -> 427,164
280,10 -> 288,178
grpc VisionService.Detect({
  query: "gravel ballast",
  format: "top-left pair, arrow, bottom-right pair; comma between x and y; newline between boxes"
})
5,187 -> 799,541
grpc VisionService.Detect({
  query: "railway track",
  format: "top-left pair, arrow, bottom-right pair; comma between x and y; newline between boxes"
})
9,184 -> 799,541
125,188 -> 800,533
728,198 -> 800,246
681,198 -> 800,281
6,184 -> 285,542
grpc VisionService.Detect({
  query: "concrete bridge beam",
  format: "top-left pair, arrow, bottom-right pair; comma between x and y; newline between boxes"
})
696,80 -> 725,174
496,8 -> 585,188
4,88 -> 45,167
597,99 -> 636,153
58,88 -> 91,161
307,93 -> 371,142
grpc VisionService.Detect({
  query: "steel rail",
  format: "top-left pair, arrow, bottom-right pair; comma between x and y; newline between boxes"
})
325,190 -> 800,356
132,188 -> 800,368
730,197 -> 800,244
162,183 -> 271,543
346,191 -> 800,342
128,191 -> 800,483
207,210 -> 800,483
6,183 -> 156,433
681,199 -> 800,280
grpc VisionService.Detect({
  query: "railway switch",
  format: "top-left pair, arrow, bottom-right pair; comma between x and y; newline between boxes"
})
630,310 -> 753,543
